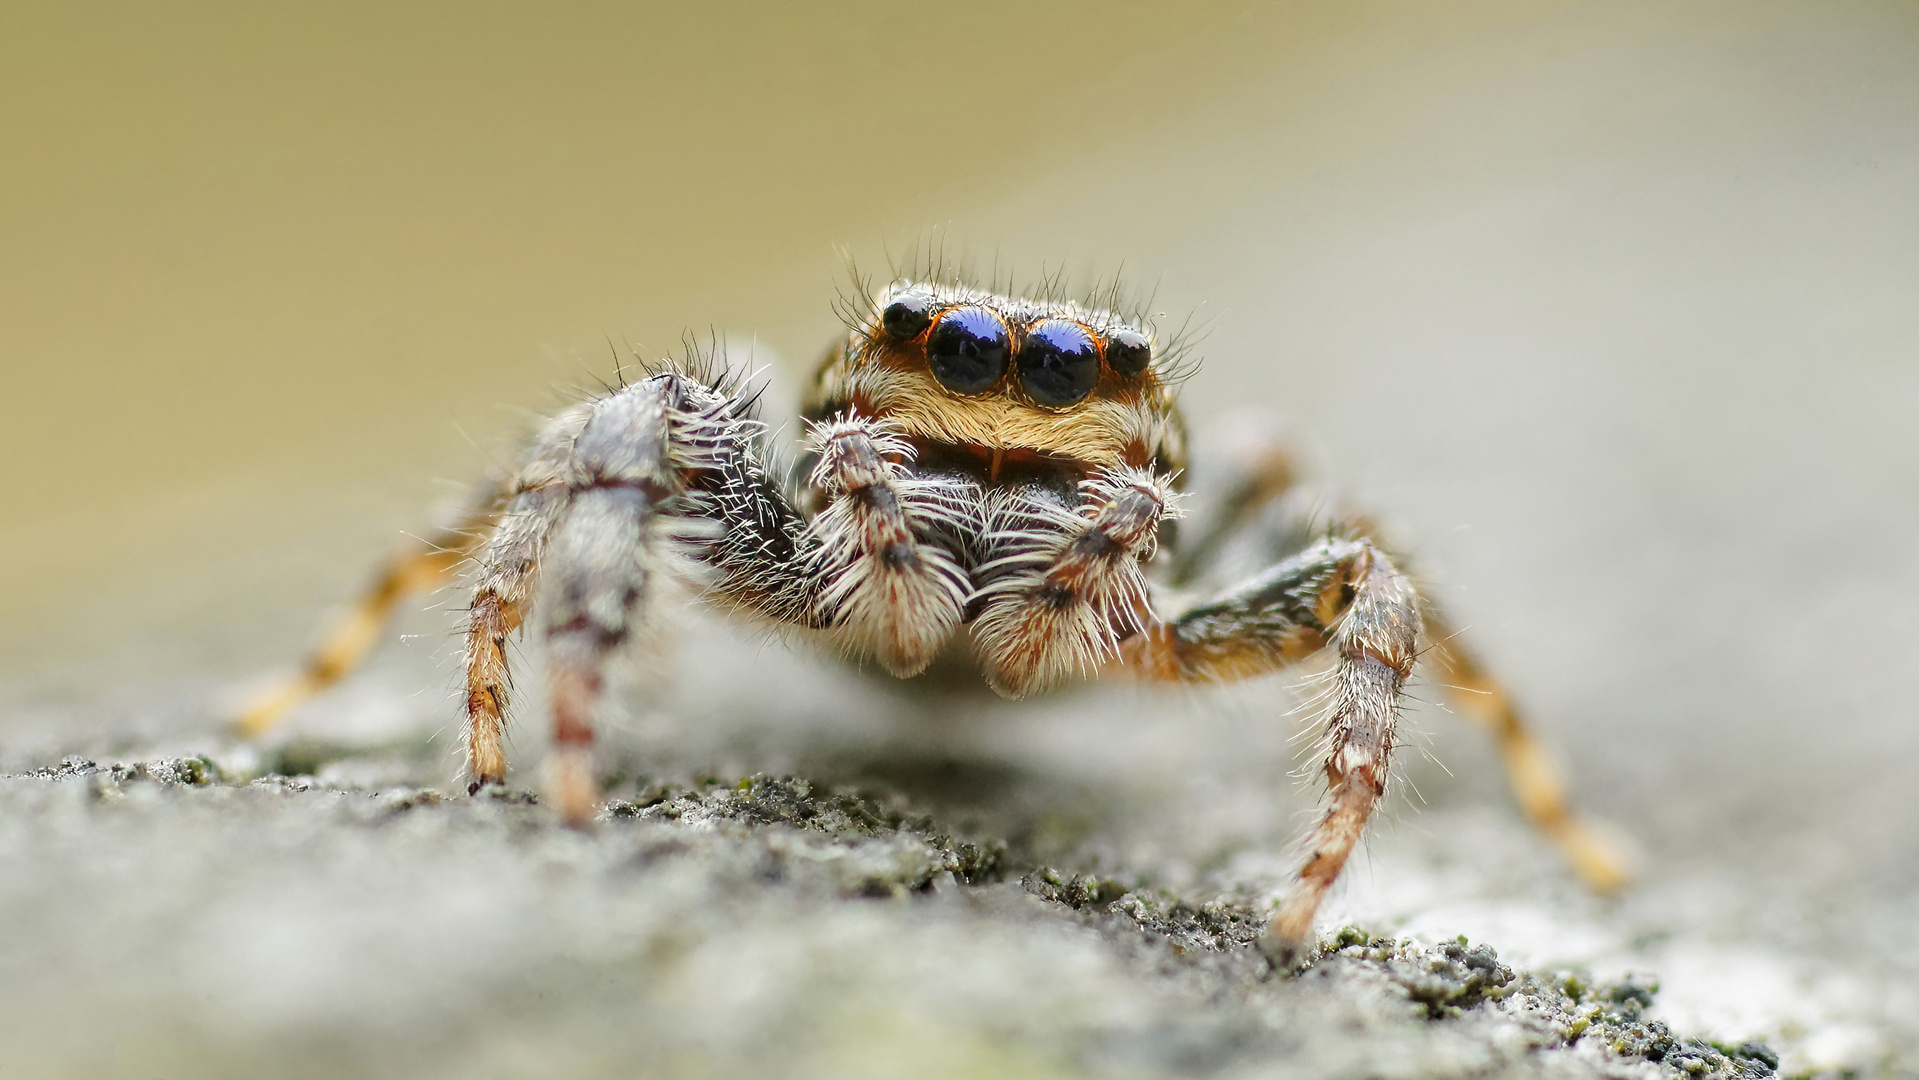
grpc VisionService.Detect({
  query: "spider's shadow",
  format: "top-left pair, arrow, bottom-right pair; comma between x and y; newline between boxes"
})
597,639 -> 1146,868
797,739 -> 1120,871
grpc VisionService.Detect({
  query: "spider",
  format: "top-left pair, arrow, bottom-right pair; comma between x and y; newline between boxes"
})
239,275 -> 1626,960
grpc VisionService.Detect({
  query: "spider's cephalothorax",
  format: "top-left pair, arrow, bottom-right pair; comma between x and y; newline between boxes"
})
807,280 -> 1187,480
242,277 -> 1627,962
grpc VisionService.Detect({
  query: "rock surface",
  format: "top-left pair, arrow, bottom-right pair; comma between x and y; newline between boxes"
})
3,558 -> 1913,1080
1,750 -> 1788,1080
8,542 -> 1919,1080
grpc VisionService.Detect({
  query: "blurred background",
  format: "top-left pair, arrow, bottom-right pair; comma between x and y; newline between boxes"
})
3,0 -> 1917,1074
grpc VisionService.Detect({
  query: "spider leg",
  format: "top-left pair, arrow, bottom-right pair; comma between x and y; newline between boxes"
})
458,404 -> 594,798
1419,612 -> 1629,891
235,479 -> 507,736
497,372 -> 805,825
1128,535 -> 1419,960
1164,420 -> 1300,589
253,369 -> 968,824
971,468 -> 1182,697
1165,418 -> 1629,897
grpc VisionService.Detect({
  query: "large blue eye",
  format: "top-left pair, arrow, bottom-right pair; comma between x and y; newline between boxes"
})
926,306 -> 1010,395
1018,320 -> 1099,407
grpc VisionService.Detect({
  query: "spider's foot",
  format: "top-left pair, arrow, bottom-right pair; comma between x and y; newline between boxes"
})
465,766 -> 508,798
1258,897 -> 1322,974
1556,817 -> 1635,894
232,673 -> 319,737
466,737 -> 508,799
545,747 -> 601,829
1256,928 -> 1314,974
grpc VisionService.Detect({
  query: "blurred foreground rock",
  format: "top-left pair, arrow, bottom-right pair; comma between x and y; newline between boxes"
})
0,753 -> 1787,1080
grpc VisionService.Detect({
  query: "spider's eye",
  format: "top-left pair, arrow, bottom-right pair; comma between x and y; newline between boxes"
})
1018,320 -> 1099,407
1105,328 -> 1152,378
880,290 -> 936,341
926,306 -> 1010,395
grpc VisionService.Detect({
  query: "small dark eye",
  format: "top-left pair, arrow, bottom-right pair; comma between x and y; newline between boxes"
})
1018,320 -> 1099,407
880,290 -> 936,340
926,306 -> 1010,394
1105,327 -> 1152,377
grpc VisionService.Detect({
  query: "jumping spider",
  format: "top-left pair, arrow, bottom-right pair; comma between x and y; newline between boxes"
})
243,276 -> 1625,957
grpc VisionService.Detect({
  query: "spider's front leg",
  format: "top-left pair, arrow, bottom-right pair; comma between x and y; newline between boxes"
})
1128,534 -> 1421,962
464,373 -> 787,824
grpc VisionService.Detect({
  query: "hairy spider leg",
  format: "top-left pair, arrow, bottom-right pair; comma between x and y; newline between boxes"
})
1127,535 -> 1419,962
1418,612 -> 1629,892
472,376 -> 761,825
234,480 -> 506,736
463,477 -> 575,797
1158,419 -> 1628,901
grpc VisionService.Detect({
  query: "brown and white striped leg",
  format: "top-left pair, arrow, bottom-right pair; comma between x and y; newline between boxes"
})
537,478 -> 654,826
1170,416 -> 1628,897
463,484 -> 570,794
1421,611 -> 1629,891
454,404 -> 595,794
519,379 -> 722,827
459,375 -> 715,820
513,368 -> 832,824
1127,535 -> 1420,963
972,468 -> 1181,697
805,416 -> 972,676
463,369 -> 819,822
1268,542 -> 1418,959
236,483 -> 505,736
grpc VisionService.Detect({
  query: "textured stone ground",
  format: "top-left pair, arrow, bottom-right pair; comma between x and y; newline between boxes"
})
0,750 -> 1781,1080
3,591 -> 1910,1080
13,391 -> 1914,1080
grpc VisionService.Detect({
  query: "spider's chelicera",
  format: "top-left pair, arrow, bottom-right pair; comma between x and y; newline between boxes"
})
243,277 -> 1625,960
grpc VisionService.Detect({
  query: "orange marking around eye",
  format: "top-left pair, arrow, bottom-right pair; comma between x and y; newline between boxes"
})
808,283 -> 1187,485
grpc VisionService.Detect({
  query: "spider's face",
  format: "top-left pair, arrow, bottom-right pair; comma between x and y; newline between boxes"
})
808,281 -> 1186,478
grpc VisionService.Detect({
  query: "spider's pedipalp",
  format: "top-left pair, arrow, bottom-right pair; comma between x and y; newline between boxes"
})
972,466 -> 1182,696
805,415 -> 973,675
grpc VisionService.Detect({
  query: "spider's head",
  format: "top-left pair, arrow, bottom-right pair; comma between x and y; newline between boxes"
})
808,280 -> 1187,477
